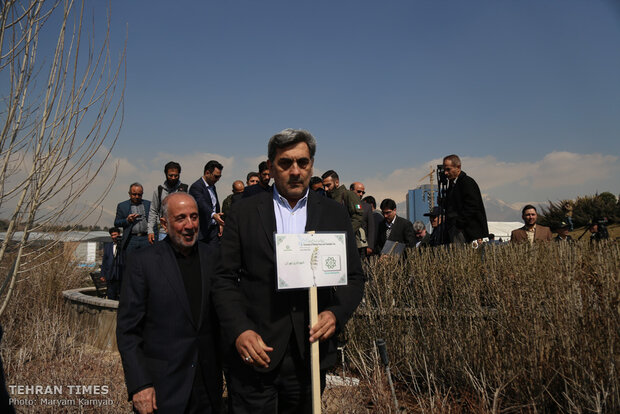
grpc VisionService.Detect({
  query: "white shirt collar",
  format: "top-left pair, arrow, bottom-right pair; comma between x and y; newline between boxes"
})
273,186 -> 309,211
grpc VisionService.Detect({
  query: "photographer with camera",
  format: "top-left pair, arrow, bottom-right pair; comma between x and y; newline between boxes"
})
589,218 -> 609,242
114,182 -> 151,252
437,154 -> 488,245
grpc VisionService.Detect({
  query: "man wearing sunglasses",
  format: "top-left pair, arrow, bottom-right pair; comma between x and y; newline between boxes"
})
212,129 -> 365,413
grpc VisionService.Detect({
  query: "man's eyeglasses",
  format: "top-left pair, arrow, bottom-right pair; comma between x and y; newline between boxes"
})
356,190 -> 365,195
277,157 -> 311,170
130,192 -> 143,196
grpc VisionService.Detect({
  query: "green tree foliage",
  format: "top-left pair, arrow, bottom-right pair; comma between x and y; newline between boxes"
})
540,192 -> 619,228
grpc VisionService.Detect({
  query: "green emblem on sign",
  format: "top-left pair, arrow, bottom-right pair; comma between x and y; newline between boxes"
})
325,256 -> 337,269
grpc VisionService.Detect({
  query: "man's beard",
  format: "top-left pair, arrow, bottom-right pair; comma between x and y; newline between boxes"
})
169,230 -> 197,249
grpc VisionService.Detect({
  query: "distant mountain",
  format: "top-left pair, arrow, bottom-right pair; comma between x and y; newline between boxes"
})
396,197 -> 522,222
483,197 -> 521,222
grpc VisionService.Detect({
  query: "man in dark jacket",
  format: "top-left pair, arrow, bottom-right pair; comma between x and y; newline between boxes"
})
212,129 -> 364,413
350,182 -> 375,257
102,227 -> 122,300
117,192 -> 222,413
375,198 -> 416,253
322,170 -> 364,239
189,160 -> 224,244
441,154 -> 488,243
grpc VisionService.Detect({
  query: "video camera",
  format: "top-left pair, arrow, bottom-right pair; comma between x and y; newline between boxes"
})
580,216 -> 610,241
591,217 -> 609,240
593,217 -> 608,227
436,164 -> 448,186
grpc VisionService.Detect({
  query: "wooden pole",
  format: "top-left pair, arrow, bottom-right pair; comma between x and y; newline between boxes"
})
309,285 -> 321,414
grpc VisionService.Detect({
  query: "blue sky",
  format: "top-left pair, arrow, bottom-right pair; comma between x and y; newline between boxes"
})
8,0 -> 620,224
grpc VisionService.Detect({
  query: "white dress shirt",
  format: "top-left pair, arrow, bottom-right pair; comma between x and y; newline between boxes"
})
273,186 -> 308,234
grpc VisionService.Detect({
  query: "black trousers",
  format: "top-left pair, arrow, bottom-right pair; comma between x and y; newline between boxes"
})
185,367 -> 213,414
106,279 -> 120,300
227,337 -> 326,414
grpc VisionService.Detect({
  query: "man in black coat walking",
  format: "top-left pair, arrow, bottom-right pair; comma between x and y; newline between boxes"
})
441,154 -> 488,243
117,192 -> 222,413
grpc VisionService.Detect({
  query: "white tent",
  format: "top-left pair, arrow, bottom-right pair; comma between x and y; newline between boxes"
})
486,221 -> 523,240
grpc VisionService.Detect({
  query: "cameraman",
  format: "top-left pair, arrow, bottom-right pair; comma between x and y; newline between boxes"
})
440,154 -> 488,244
589,218 -> 609,242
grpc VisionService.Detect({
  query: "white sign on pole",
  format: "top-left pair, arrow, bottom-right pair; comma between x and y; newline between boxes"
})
275,232 -> 348,290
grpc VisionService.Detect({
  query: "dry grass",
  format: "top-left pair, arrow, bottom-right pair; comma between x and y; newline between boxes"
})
0,241 -> 617,412
347,241 -> 619,412
0,248 -> 131,413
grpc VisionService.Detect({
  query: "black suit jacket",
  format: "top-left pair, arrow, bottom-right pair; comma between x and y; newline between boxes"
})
212,189 -> 365,372
189,178 -> 220,242
116,240 -> 222,413
375,216 -> 416,252
443,171 -> 488,242
101,242 -> 121,281
360,201 -> 375,250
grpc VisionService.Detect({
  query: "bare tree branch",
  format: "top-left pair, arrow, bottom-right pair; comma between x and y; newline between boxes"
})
0,0 -> 125,316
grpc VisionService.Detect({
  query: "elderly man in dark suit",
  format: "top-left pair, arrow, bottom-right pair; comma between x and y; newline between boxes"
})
117,192 -> 222,413
114,183 -> 152,252
189,160 -> 224,244
212,128 -> 365,413
375,198 -> 416,253
441,154 -> 488,244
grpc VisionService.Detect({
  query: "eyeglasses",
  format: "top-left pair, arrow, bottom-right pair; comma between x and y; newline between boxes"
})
130,192 -> 143,196
277,157 -> 311,170
356,190 -> 365,195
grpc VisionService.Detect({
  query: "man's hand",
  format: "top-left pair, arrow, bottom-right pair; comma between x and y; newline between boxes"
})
127,213 -> 139,223
213,212 -> 225,226
218,224 -> 224,238
147,233 -> 155,244
366,247 -> 373,256
132,387 -> 157,414
235,330 -> 273,368
309,310 -> 336,343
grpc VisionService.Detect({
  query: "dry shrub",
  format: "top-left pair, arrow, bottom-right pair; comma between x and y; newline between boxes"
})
347,241 -> 620,412
0,241 -> 617,413
0,247 -> 131,412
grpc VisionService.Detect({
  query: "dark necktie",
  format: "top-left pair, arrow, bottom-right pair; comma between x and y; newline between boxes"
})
212,185 -> 220,213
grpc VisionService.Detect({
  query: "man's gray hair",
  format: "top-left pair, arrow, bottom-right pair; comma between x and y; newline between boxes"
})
268,129 -> 316,161
413,220 -> 426,232
443,154 -> 461,168
129,182 -> 143,191
161,193 -> 197,220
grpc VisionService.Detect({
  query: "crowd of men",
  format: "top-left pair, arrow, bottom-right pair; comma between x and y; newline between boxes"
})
98,129 -> 608,413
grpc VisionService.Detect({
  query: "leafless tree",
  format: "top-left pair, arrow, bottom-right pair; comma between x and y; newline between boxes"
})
0,0 -> 125,315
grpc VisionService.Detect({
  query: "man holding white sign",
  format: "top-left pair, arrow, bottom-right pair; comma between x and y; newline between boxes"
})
212,129 -> 365,413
